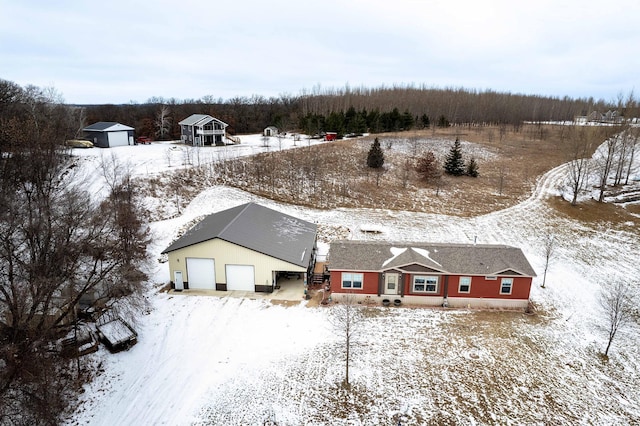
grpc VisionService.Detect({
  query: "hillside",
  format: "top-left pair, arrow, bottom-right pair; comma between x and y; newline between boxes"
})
64,127 -> 640,425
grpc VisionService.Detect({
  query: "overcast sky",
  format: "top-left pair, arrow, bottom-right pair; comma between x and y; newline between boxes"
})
1,0 -> 638,105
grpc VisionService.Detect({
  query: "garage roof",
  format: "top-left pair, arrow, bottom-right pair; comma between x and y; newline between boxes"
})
162,203 -> 317,268
83,122 -> 134,132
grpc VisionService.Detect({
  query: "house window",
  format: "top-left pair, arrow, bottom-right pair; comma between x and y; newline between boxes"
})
413,276 -> 438,293
459,277 -> 471,293
342,273 -> 363,289
500,278 -> 513,295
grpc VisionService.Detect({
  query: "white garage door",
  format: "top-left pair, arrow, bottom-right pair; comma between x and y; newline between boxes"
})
226,265 -> 255,291
108,131 -> 129,147
186,258 -> 216,289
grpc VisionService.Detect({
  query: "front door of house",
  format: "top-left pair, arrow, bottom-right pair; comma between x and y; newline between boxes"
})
384,273 -> 399,295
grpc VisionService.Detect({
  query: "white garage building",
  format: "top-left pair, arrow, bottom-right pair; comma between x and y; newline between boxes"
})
162,203 -> 318,293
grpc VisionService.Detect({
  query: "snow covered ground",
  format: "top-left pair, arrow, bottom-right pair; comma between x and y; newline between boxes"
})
64,134 -> 640,425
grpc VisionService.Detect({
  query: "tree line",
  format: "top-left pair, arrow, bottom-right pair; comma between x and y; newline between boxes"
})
3,78 -> 633,140
0,79 -> 149,424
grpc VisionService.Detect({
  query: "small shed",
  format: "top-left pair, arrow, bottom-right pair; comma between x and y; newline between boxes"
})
83,122 -> 135,148
96,311 -> 137,352
324,132 -> 338,141
263,126 -> 279,137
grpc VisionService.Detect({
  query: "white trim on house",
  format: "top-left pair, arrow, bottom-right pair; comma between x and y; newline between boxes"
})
500,278 -> 513,295
458,276 -> 471,293
412,275 -> 439,293
341,272 -> 363,289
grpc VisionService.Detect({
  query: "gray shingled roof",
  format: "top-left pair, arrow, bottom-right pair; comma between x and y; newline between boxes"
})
178,114 -> 228,127
162,203 -> 317,268
328,240 -> 536,277
83,122 -> 134,131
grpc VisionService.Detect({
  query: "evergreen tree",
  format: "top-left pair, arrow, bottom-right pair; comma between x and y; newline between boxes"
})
367,137 -> 385,169
466,157 -> 479,177
415,151 -> 441,181
444,138 -> 465,176
437,114 -> 450,128
402,109 -> 414,130
421,114 -> 430,129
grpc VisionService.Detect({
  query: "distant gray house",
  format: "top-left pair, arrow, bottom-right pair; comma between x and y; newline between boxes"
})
162,203 -> 318,292
178,114 -> 228,146
83,122 -> 135,148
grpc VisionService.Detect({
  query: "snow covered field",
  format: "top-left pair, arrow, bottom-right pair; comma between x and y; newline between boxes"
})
64,134 -> 640,425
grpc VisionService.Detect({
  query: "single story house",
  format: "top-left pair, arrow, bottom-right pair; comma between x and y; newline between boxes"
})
263,126 -> 279,137
83,122 -> 135,148
328,240 -> 536,310
179,114 -> 228,146
162,203 -> 318,292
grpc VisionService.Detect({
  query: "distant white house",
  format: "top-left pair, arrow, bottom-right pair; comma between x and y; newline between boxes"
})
263,126 -> 279,137
179,114 -> 228,146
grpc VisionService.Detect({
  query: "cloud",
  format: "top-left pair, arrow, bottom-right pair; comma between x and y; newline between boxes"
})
1,0 -> 638,103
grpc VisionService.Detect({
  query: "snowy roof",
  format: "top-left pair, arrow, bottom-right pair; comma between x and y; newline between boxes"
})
83,122 -> 134,132
178,114 -> 228,128
328,240 -> 536,277
162,203 -> 317,268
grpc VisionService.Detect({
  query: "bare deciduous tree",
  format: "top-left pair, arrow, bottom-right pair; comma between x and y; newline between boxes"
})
497,164 -> 508,196
565,126 -> 593,205
155,104 -> 172,140
0,83 -> 149,424
329,294 -> 365,389
593,134 -> 618,202
540,233 -> 556,288
600,282 -> 635,357
399,158 -> 414,189
165,147 -> 173,167
624,127 -> 639,185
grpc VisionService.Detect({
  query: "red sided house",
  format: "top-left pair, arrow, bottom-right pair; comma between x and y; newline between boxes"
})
328,241 -> 536,310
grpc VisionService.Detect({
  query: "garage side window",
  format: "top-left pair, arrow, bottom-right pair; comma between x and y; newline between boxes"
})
342,273 -> 363,289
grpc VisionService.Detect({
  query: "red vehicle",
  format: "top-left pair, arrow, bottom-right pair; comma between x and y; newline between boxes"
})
136,136 -> 152,144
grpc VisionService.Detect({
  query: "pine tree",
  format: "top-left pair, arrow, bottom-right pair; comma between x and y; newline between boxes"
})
367,137 -> 384,169
466,157 -> 479,177
444,138 -> 465,176
415,151 -> 441,181
421,114 -> 430,129
437,115 -> 450,128
402,109 -> 414,130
